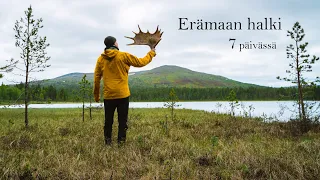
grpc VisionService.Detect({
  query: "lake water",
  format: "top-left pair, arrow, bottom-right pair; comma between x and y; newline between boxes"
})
2,101 -> 318,122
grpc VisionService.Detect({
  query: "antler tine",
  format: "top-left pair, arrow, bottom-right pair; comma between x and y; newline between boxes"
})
138,24 -> 142,32
154,25 -> 159,33
160,31 -> 164,37
132,31 -> 137,35
124,36 -> 134,40
154,38 -> 162,48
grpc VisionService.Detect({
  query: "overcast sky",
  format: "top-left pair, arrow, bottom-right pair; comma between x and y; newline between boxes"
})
0,0 -> 319,87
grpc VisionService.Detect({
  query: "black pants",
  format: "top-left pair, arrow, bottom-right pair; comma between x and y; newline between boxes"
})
103,97 -> 129,144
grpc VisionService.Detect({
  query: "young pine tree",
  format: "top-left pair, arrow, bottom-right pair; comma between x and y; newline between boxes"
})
164,88 -> 181,121
227,89 -> 240,117
79,74 -> 92,121
277,22 -> 319,133
13,5 -> 50,127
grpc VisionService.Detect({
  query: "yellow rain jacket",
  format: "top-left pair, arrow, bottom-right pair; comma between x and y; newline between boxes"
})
93,48 -> 156,101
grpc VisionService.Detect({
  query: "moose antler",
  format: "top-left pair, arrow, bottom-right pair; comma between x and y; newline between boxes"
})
125,25 -> 163,49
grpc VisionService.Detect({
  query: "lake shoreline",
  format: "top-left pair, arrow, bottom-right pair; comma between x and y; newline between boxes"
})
0,99 -> 310,106
1,101 -> 319,122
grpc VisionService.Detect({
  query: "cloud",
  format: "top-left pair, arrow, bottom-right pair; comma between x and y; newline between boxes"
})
0,0 -> 319,87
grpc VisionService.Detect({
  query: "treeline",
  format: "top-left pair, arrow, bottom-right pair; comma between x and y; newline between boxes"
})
0,83 -> 71,103
130,86 -> 320,101
0,83 -> 319,103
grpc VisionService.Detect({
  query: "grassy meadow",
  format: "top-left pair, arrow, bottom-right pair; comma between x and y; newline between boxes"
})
0,108 -> 320,179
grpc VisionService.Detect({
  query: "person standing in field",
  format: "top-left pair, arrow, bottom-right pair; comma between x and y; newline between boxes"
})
93,36 -> 156,145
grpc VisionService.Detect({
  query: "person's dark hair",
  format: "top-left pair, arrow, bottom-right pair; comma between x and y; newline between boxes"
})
104,36 -> 116,50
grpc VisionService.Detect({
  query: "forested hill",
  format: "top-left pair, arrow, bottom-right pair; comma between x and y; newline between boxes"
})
41,65 -> 262,88
3,65 -> 320,102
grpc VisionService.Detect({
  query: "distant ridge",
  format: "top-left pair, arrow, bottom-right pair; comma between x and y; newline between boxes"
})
40,65 -> 262,88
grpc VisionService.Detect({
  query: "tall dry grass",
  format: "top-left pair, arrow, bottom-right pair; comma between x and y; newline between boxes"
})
0,108 -> 319,179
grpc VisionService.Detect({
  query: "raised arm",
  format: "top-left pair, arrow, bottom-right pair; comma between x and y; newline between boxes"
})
124,50 -> 156,67
93,58 -> 103,102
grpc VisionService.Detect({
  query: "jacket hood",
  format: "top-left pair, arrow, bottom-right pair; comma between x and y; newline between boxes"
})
101,49 -> 119,61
